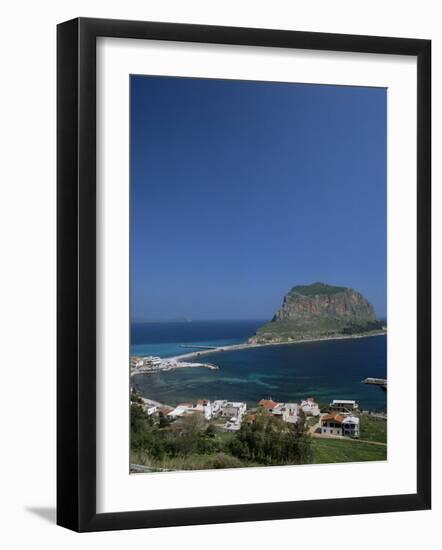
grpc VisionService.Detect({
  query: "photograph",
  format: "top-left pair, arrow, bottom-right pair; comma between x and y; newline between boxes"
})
129,75 -> 388,473
0,0 -> 433,541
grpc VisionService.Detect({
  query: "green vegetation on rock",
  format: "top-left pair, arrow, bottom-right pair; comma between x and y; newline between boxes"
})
250,282 -> 384,344
289,282 -> 348,296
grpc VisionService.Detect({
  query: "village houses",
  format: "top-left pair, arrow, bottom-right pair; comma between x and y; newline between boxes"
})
166,399 -> 247,428
132,389 -> 363,440
259,397 -> 320,424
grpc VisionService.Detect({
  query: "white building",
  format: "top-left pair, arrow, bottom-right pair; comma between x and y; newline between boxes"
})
320,412 -> 360,438
283,403 -> 299,424
273,403 -> 299,424
167,406 -> 187,419
208,400 -> 247,430
223,419 -> 241,431
142,356 -> 162,368
167,400 -> 213,420
130,356 -> 144,369
342,415 -> 360,437
193,399 -> 212,419
270,403 -> 284,417
211,400 -> 227,416
329,399 -> 359,412
143,404 -> 157,416
221,401 -> 247,419
213,400 -> 247,419
301,397 -> 320,416
167,403 -> 193,419
167,399 -> 246,424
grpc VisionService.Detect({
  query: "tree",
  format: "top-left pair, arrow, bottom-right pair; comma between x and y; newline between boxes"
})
229,412 -> 313,466
158,412 -> 171,429
130,402 -> 147,434
130,387 -> 143,404
165,413 -> 207,457
205,424 -> 217,438
173,413 -> 205,437
203,453 -> 243,469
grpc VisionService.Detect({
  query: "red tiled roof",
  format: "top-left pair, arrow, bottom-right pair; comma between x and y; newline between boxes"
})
321,412 -> 346,423
158,406 -> 173,414
259,399 -> 279,409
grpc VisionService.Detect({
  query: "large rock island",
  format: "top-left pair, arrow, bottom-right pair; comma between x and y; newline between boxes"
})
249,282 -> 385,344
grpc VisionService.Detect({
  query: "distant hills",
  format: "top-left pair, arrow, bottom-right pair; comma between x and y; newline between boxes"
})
249,282 -> 385,344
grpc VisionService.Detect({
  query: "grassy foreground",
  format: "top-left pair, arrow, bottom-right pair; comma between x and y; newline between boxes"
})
311,438 -> 387,464
132,437 -> 387,471
359,415 -> 387,443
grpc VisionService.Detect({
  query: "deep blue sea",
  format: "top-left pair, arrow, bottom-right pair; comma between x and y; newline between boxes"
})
131,321 -> 387,412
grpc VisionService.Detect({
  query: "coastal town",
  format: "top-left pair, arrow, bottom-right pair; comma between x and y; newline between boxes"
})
132,388 -> 383,440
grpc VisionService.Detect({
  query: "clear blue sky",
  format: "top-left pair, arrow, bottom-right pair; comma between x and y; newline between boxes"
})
130,76 -> 386,321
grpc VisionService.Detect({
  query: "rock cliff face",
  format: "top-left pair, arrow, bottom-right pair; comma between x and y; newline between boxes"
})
250,282 -> 382,344
273,283 -> 376,323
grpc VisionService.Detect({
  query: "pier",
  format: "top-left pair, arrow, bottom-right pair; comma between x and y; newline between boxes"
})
362,377 -> 387,391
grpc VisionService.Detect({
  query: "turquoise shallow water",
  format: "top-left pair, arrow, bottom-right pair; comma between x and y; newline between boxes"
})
131,322 -> 387,412
131,320 -> 265,358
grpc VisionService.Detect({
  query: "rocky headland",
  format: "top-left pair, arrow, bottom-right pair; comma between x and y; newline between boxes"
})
249,282 -> 385,344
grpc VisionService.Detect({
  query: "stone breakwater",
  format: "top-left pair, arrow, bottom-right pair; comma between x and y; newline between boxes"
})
170,330 -> 386,362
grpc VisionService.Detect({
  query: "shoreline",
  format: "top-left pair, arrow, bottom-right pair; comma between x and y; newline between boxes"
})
170,331 -> 386,361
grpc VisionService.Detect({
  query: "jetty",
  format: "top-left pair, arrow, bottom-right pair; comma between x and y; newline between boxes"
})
171,332 -> 387,362
362,377 -> 387,391
179,345 -> 219,350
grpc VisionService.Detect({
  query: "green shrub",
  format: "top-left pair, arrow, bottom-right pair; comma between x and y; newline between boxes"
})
202,453 -> 243,469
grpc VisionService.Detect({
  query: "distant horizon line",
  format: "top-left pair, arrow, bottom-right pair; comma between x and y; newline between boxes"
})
132,316 -> 387,324
131,318 -> 270,323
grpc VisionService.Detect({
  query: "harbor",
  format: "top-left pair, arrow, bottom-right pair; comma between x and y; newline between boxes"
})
130,355 -> 219,376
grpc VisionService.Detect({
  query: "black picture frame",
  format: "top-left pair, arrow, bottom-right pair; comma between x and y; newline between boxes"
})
57,17 -> 431,532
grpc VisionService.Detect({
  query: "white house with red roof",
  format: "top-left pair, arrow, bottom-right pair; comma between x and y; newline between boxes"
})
320,412 -> 360,437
